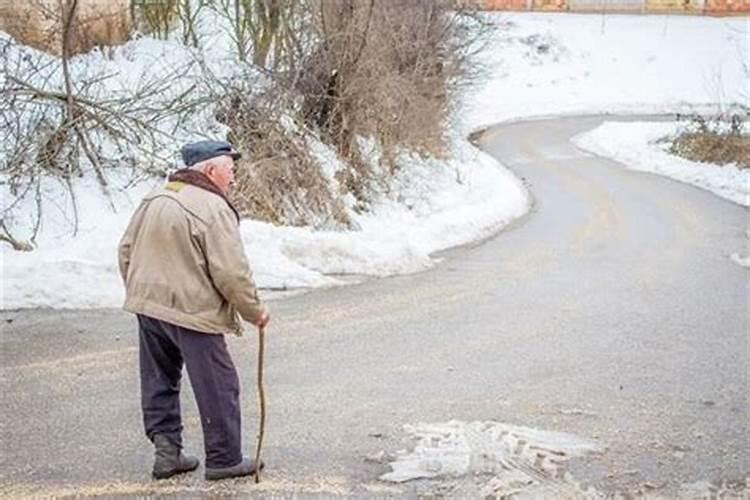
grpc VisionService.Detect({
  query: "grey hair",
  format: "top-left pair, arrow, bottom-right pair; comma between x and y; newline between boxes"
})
190,155 -> 232,172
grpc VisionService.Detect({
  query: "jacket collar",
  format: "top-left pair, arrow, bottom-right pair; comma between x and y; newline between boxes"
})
168,169 -> 240,223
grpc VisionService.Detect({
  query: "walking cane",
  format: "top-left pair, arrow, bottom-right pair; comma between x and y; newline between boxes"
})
254,324 -> 267,484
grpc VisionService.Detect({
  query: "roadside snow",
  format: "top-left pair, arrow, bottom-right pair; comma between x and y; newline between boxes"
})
572,121 -> 750,206
2,14 -> 748,309
1,137 -> 527,308
249,138 -> 527,283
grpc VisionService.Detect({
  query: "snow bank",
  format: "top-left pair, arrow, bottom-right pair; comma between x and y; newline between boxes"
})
572,121 -> 749,206
247,138 -> 527,285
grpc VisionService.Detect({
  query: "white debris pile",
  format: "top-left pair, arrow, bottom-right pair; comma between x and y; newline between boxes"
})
381,420 -> 603,497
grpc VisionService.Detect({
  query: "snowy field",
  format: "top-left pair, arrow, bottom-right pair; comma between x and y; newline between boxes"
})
461,14 -> 747,131
2,13 -> 748,309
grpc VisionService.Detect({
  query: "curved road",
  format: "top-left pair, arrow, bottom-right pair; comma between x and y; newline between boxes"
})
1,116 -> 747,498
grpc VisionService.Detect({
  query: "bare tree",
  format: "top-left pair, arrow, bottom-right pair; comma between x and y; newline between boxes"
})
177,0 -> 210,47
131,0 -> 179,39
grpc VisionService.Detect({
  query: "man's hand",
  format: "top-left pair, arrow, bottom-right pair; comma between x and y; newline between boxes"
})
256,307 -> 271,329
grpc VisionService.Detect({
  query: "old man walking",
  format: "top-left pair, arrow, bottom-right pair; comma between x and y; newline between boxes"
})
118,140 -> 269,480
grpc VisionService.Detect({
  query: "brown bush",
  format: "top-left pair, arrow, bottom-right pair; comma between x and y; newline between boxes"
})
211,0 -> 488,224
670,113 -> 749,169
294,0 -> 488,202
216,88 -> 351,229
671,133 -> 749,169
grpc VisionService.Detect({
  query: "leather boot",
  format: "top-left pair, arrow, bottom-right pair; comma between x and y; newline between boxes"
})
205,457 -> 264,481
151,434 -> 200,479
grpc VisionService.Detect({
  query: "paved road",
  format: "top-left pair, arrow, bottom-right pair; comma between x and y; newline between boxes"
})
1,116 -> 747,498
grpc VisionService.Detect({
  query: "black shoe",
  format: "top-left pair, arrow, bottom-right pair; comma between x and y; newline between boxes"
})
151,434 -> 200,480
205,457 -> 264,481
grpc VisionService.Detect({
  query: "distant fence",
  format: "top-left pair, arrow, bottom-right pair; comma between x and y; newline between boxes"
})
475,0 -> 749,13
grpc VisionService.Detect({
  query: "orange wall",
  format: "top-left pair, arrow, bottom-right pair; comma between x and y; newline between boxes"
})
532,0 -> 570,10
705,0 -> 750,11
480,0 -> 750,12
645,0 -> 702,10
484,0 -> 529,9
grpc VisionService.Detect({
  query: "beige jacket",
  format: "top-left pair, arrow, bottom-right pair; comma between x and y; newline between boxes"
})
118,180 -> 264,335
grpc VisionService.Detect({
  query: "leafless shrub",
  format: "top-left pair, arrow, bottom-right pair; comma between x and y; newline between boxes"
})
671,111 -> 749,169
131,0 -> 180,39
295,0 -> 490,202
204,0 -> 491,219
207,0 -> 312,67
215,80 -> 350,228
176,0 -> 211,47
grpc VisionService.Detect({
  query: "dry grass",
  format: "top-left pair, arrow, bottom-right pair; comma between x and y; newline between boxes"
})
670,131 -> 750,169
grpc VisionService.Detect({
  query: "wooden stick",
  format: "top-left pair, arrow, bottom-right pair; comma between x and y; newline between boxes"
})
254,325 -> 267,483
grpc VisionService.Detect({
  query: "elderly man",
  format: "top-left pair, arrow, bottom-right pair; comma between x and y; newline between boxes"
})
118,140 -> 270,481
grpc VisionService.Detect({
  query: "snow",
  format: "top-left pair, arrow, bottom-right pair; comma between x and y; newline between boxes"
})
731,253 -> 750,268
252,138 -> 527,282
380,420 -> 601,497
461,14 -> 748,133
572,121 -> 750,206
1,137 -> 527,308
2,13 -> 748,309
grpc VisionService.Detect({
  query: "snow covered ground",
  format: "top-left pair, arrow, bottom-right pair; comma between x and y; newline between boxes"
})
461,14 -> 747,132
2,13 -> 748,309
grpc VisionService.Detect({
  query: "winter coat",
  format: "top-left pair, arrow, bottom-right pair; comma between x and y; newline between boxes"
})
118,175 -> 264,336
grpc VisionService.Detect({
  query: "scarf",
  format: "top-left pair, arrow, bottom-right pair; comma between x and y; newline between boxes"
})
168,168 -> 240,223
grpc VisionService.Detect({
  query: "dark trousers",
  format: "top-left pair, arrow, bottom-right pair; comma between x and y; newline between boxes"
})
137,314 -> 242,469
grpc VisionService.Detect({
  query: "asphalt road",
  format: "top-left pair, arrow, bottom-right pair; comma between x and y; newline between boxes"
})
1,115 -> 748,498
